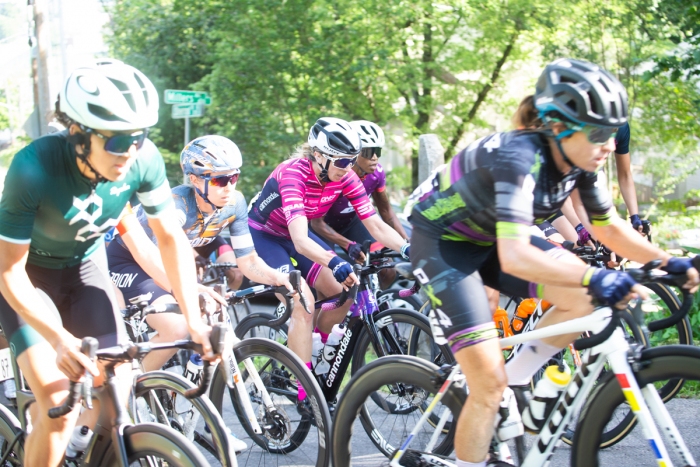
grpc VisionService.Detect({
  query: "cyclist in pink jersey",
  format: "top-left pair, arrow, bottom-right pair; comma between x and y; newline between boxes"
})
248,117 -> 408,412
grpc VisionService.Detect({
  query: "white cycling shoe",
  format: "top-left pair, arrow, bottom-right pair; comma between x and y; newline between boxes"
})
203,424 -> 248,453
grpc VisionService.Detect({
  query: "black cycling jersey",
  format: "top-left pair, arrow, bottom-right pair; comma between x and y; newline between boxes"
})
407,131 -> 613,245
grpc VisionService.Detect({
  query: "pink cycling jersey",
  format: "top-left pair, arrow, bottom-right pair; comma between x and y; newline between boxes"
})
248,157 -> 376,238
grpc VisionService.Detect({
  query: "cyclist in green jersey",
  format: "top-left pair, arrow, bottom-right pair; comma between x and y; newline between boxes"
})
0,60 -> 211,467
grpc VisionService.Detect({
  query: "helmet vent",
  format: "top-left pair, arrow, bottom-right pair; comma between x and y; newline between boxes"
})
133,73 -> 149,106
108,78 -> 137,112
87,103 -> 127,122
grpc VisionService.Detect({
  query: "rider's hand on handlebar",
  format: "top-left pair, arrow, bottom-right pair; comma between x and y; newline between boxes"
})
188,323 -> 216,361
272,271 -> 296,294
346,242 -> 366,263
54,332 -> 99,382
583,267 -> 647,309
662,257 -> 700,292
196,284 -> 227,307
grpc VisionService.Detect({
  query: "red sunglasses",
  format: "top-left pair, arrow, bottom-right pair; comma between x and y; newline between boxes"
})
202,172 -> 240,187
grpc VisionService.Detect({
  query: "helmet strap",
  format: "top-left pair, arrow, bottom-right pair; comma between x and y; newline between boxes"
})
193,182 -> 221,211
71,136 -> 109,185
317,158 -> 331,183
553,133 -> 579,171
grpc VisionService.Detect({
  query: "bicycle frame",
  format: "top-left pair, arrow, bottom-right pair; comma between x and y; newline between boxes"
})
392,305 -> 697,467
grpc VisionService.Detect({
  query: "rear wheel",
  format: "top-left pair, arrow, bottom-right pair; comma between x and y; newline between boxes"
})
0,405 -> 23,467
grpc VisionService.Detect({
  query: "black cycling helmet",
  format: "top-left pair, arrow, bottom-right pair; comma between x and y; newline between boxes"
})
534,58 -> 628,128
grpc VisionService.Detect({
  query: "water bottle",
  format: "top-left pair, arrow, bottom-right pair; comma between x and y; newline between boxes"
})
314,324 -> 346,376
176,354 -> 203,413
522,364 -> 571,432
492,307 -> 512,339
311,333 -> 323,368
66,425 -> 92,459
512,299 -> 551,334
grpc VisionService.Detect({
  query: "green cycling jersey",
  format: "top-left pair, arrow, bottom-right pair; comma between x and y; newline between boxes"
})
0,130 -> 172,269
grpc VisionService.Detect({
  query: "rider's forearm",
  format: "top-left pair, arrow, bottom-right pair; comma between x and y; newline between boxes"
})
120,231 -> 172,291
154,229 -> 202,331
237,252 -> 282,285
379,207 -> 408,240
294,236 -> 338,267
592,218 -> 670,265
363,215 -> 406,252
309,218 -> 352,251
617,170 -> 638,216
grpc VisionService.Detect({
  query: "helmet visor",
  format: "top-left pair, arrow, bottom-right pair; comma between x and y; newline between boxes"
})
205,172 -> 240,187
320,152 -> 357,169
566,123 -> 617,145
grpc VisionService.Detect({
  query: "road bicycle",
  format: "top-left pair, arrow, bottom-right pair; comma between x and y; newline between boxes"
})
124,270 -> 333,467
0,321 -> 237,466
331,258 -> 700,467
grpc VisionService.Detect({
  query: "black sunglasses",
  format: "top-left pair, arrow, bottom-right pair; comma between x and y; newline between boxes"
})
83,125 -> 148,155
202,172 -> 240,187
360,147 -> 382,159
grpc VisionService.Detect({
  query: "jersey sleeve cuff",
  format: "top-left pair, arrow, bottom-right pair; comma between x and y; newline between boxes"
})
0,233 -> 31,244
495,221 -> 530,240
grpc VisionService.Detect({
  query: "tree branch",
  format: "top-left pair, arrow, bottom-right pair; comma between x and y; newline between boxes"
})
445,30 -> 519,157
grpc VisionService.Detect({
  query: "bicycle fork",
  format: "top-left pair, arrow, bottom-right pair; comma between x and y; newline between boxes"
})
607,349 -> 696,467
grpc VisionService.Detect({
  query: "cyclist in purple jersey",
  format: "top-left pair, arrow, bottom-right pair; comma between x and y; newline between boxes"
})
248,118 -> 408,412
312,121 -> 407,278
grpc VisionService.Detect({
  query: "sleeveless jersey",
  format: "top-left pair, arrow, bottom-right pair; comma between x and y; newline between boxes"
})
116,185 -> 255,258
408,130 -> 614,244
324,163 -> 386,230
248,157 -> 376,239
0,131 -> 172,268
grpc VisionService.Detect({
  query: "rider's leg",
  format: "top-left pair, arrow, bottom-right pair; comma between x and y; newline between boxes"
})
18,341 -> 79,467
313,267 -> 352,334
286,279 -> 318,364
142,294 -> 189,372
454,339 -> 508,463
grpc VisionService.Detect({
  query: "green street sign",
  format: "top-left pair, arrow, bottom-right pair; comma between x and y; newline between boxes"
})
164,89 -> 212,105
171,103 -> 204,119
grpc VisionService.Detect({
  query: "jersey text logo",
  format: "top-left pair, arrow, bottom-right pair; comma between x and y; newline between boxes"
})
110,184 -> 131,196
110,272 -> 138,288
320,195 -> 336,203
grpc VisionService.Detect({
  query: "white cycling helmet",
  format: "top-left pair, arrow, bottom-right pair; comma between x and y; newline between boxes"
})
351,120 -> 385,148
59,59 -> 159,131
307,117 -> 362,157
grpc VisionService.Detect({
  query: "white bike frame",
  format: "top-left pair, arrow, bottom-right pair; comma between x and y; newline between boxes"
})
391,305 -> 697,467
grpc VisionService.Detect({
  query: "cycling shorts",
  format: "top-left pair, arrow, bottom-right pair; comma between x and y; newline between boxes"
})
537,221 -> 559,238
107,240 -> 171,305
0,258 -> 128,358
410,227 -> 568,355
249,229 -> 330,288
311,215 -> 376,261
193,236 -> 233,259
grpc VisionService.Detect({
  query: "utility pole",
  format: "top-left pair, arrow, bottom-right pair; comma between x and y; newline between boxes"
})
30,0 -> 52,136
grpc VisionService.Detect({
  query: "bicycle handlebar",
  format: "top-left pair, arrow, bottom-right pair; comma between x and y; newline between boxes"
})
320,264 -> 361,312
573,257 -> 699,351
48,338 -> 98,419
268,270 -> 308,327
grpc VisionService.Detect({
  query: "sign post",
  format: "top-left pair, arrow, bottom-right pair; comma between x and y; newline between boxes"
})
164,90 -> 211,146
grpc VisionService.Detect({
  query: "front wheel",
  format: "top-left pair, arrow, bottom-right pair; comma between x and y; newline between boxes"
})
0,404 -> 23,466
209,337 -> 332,467
333,355 -> 465,464
571,345 -> 700,467
104,422 -> 209,467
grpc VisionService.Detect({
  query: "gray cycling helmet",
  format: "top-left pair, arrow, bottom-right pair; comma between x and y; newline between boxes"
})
181,135 -> 242,177
534,58 -> 628,128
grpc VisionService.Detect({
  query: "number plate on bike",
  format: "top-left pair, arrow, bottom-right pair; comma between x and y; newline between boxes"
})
0,348 -> 14,382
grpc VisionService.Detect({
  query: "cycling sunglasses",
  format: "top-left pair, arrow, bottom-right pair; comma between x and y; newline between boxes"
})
85,126 -> 149,155
566,123 -> 617,145
360,147 -> 382,159
319,152 -> 357,169
202,172 -> 240,187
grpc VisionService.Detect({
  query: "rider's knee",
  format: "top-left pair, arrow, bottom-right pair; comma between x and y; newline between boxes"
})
157,316 -> 189,341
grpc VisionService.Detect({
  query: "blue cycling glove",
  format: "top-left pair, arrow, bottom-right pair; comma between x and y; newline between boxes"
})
329,256 -> 353,283
582,267 -> 637,307
401,243 -> 410,261
346,242 -> 363,262
630,214 -> 642,232
575,223 -> 591,246
662,257 -> 694,275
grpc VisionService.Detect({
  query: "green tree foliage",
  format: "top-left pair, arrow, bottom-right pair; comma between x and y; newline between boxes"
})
106,0 -> 700,202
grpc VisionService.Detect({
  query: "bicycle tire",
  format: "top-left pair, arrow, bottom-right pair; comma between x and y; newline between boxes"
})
333,355 -> 464,465
376,288 -> 426,312
571,345 -> 700,467
132,370 -> 235,466
209,337 -> 332,467
0,404 -> 23,466
350,308 -> 454,414
103,422 -> 209,467
234,312 -> 288,343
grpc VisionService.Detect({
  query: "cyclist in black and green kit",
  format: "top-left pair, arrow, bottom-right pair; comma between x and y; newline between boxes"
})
0,59 -> 211,467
